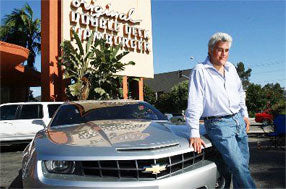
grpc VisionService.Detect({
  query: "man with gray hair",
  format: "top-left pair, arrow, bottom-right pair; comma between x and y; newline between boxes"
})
186,32 -> 256,188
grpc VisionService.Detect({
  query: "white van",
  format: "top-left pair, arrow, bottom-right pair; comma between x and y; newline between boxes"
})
0,102 -> 63,145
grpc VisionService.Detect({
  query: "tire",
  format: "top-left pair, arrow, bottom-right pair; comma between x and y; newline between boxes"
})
215,175 -> 226,189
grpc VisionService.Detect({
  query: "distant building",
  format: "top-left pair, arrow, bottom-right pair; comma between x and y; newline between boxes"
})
145,69 -> 192,99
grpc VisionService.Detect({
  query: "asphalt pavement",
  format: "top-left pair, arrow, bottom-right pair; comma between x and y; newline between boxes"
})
248,136 -> 285,188
0,144 -> 25,188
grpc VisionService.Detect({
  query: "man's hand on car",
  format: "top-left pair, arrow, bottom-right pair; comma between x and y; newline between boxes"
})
189,137 -> 206,153
244,117 -> 250,133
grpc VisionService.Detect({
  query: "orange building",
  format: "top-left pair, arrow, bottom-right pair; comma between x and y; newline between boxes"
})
0,41 -> 41,103
1,0 -> 153,103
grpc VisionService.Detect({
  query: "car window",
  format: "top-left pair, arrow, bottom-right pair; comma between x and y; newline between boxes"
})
0,105 -> 19,120
19,105 -> 43,119
48,104 -> 62,118
83,103 -> 166,121
51,102 -> 167,127
51,104 -> 85,126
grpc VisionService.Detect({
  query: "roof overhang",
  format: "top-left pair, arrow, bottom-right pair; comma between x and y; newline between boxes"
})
0,41 -> 29,69
0,41 -> 41,87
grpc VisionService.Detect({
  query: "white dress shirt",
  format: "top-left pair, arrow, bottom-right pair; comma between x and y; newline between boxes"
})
186,57 -> 249,138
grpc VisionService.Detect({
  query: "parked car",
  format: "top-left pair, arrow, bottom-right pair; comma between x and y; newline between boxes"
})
164,112 -> 185,124
22,100 -> 224,188
255,110 -> 273,126
170,113 -> 185,123
164,113 -> 173,121
0,102 -> 63,145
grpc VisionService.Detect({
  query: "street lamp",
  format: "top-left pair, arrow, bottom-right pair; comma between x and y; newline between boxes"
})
190,56 -> 201,64
178,56 -> 201,79
177,57 -> 192,79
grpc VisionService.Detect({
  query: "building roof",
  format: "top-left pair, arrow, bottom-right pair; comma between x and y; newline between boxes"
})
0,41 -> 29,69
144,69 -> 192,93
0,41 -> 41,87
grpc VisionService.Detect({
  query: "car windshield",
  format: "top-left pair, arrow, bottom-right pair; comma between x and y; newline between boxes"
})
50,101 -> 167,127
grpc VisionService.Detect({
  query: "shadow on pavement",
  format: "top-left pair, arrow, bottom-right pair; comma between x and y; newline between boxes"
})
8,169 -> 23,189
249,138 -> 285,188
0,144 -> 28,153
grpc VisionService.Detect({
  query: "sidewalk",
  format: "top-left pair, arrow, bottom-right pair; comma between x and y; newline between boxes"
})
248,118 -> 274,134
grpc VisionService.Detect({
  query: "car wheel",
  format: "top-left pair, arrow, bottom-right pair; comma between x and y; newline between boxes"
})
215,175 -> 226,189
9,169 -> 23,188
262,119 -> 270,126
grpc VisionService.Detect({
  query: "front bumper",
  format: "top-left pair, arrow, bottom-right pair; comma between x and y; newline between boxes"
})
23,160 -> 218,189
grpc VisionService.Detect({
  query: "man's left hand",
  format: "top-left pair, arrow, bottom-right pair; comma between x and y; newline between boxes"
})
244,117 -> 250,133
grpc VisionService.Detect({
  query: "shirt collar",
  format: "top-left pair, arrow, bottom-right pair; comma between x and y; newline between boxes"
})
203,56 -> 231,71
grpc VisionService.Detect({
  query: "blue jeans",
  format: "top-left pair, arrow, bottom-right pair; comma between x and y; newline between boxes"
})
204,113 -> 256,189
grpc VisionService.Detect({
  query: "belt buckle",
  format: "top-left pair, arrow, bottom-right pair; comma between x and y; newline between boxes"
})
204,117 -> 211,120
204,116 -> 217,120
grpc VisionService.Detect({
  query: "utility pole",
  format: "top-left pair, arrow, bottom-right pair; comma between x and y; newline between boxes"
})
178,70 -> 190,79
178,56 -> 201,79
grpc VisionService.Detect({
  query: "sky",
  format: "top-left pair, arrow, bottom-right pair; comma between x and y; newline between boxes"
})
1,0 -> 285,97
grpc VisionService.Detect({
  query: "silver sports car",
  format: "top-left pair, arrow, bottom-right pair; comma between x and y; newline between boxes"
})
22,100 -> 223,188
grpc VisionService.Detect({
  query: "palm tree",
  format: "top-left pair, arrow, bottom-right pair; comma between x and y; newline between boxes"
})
0,3 -> 41,69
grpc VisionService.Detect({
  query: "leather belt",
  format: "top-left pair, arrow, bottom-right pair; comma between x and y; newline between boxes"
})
203,113 -> 237,120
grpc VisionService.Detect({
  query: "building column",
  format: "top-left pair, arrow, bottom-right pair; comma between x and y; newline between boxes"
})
123,76 -> 128,99
41,0 -> 61,101
139,77 -> 144,101
57,0 -> 66,101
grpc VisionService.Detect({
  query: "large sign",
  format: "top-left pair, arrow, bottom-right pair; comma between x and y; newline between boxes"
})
62,0 -> 154,78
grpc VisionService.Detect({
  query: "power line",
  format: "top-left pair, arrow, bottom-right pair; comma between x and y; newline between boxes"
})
248,61 -> 284,67
255,79 -> 286,82
251,79 -> 286,85
252,69 -> 286,74
236,60 -> 285,68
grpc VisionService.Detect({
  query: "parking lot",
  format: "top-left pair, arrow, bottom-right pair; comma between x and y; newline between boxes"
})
0,122 -> 285,188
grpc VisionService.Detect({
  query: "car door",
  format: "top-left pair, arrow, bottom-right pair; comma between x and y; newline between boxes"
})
0,104 -> 21,141
12,104 -> 45,139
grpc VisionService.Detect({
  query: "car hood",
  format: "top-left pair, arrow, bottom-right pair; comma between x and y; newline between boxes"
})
34,120 -> 211,160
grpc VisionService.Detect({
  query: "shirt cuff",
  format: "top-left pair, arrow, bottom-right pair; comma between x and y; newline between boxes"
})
240,109 -> 249,118
189,128 -> 200,138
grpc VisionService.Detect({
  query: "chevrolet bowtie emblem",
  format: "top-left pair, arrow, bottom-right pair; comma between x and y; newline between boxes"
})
143,164 -> 166,174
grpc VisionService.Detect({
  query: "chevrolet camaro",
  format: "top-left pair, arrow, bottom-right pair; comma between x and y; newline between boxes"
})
22,100 -> 224,188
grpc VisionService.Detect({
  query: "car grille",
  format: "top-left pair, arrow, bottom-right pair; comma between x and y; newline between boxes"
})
79,150 -> 205,180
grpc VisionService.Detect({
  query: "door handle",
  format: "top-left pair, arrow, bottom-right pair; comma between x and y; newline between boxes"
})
2,122 -> 13,125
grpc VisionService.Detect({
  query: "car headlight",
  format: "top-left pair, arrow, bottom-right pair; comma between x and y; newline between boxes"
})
44,160 -> 75,174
